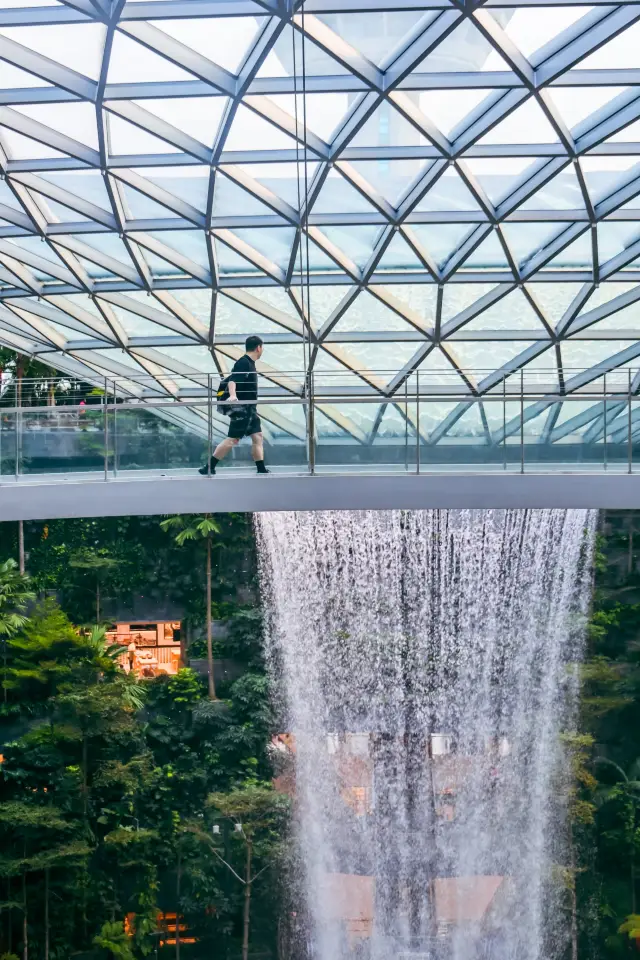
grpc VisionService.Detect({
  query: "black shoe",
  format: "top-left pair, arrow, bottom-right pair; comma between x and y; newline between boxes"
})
198,462 -> 216,475
256,467 -> 270,475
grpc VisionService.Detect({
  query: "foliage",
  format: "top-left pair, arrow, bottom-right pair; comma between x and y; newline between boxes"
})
0,511 -> 276,959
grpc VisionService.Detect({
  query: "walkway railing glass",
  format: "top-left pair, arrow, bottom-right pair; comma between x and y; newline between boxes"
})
1,368 -> 639,478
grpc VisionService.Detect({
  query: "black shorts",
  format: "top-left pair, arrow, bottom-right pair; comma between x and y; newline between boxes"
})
228,408 -> 261,440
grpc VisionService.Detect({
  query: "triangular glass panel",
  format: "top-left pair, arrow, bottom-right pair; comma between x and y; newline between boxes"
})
561,340 -> 635,373
457,231 -> 512,271
377,284 -> 438,328
374,233 -> 426,273
307,286 -> 353,328
349,102 -> 428,150
0,24 -> 106,80
213,175 -> 286,220
415,20 -> 512,73
575,282 -> 638,318
312,170 -> 379,216
108,32 -> 194,83
150,17 -> 261,75
409,223 -> 475,268
141,248 -> 189,280
462,157 -> 539,206
132,97 -> 227,147
215,238 -> 266,276
42,197 -> 92,223
415,346 -> 463,388
267,93 -> 352,144
223,104 -> 299,152
74,257 -> 124,281
144,169 -> 209,211
0,179 -> 25,211
450,289 -> 549,334
108,114 -> 180,155
247,287 -> 300,322
315,225 -> 382,271
477,99 -> 560,146
313,351 -> 370,393
227,161 -> 317,211
541,231 -> 592,270
501,222 -> 571,269
418,89 -> 493,139
227,227 -> 295,273
546,86 -> 628,133
317,11 -> 430,67
256,24 -> 351,79
414,167 -> 483,213
40,171 -> 112,209
167,289 -> 212,325
216,293 -> 293,336
1,128 -> 67,160
585,303 -> 640,333
579,156 -> 639,205
81,233 -> 136,268
525,282 -> 585,324
451,341 -> 537,380
347,159 -> 429,207
519,165 -> 585,211
575,20 -> 640,70
598,221 -> 640,264
107,304 -> 193,340
329,291 -> 420,334
500,6 -> 589,59
12,102 -> 99,150
607,118 -> 640,144
121,183 -> 181,221
148,230 -> 209,270
301,237 -> 348,275
441,283 -> 499,324
325,340 -> 418,385
0,59 -> 52,89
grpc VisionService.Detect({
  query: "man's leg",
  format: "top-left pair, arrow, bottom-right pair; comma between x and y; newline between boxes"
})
213,436 -> 239,461
251,432 -> 269,473
198,436 -> 239,474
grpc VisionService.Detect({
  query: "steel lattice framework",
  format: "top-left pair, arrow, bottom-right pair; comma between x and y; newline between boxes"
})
1,0 -> 640,446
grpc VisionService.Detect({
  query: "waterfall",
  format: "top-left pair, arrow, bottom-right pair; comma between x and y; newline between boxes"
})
256,509 -> 596,960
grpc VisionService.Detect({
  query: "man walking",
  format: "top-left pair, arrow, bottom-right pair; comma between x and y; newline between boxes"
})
199,335 -> 269,475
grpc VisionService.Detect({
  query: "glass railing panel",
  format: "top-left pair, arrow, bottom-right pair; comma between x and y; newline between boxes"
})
0,411 -> 17,477
18,405 -> 107,476
314,400 -> 414,473
111,404 -> 208,474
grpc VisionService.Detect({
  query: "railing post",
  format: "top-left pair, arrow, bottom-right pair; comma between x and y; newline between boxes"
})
603,372 -> 607,472
15,375 -> 20,480
404,376 -> 409,473
503,374 -> 507,471
629,367 -> 633,475
520,368 -> 524,475
415,372 -> 420,475
207,373 -> 212,477
103,376 -> 108,481
113,380 -> 118,478
308,370 -> 315,476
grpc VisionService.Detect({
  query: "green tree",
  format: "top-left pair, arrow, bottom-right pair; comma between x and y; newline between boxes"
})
208,785 -> 288,960
160,515 -> 221,699
0,560 -> 34,706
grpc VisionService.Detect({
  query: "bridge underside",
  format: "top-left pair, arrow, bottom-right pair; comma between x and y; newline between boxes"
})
2,472 -> 639,521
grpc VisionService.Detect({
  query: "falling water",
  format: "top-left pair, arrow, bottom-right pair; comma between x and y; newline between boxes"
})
256,509 -> 596,960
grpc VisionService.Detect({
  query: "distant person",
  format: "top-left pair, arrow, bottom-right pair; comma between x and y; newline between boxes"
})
199,335 -> 269,476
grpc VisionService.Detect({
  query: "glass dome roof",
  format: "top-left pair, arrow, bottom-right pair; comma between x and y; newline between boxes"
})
0,0 -> 640,443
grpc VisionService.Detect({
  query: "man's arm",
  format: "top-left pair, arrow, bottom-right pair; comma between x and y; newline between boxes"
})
227,378 -> 238,402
